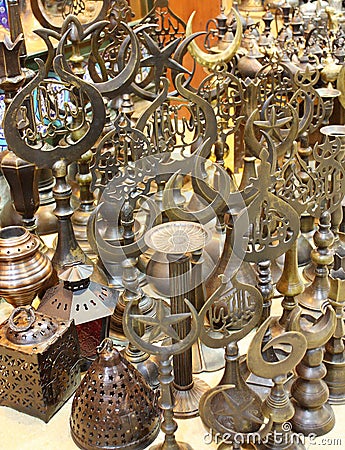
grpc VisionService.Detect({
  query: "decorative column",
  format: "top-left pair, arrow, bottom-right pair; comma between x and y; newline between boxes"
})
144,221 -> 211,418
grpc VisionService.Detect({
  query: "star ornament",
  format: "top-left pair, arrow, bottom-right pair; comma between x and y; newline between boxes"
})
213,391 -> 263,429
131,299 -> 191,343
140,31 -> 189,90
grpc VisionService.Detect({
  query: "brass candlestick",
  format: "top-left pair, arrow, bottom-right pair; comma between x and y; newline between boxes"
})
323,269 -> 345,404
316,87 -> 341,126
111,257 -> 160,345
123,296 -> 200,450
231,148 -> 299,379
3,41 -> 106,280
72,149 -> 97,259
144,221 -> 211,418
298,212 -> 334,312
289,305 -> 337,436
247,318 -> 308,450
275,240 -> 305,333
198,275 -> 264,442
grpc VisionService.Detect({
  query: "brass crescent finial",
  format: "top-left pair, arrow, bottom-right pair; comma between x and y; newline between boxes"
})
247,317 -> 307,380
289,305 -> 337,349
186,7 -> 242,69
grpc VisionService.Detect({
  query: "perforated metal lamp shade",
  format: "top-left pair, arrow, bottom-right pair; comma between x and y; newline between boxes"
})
39,264 -> 119,364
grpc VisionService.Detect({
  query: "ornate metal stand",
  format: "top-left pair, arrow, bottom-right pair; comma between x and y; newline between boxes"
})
297,212 -> 334,312
120,259 -> 160,389
247,318 -> 308,450
72,149 -> 97,259
145,221 -> 211,418
231,149 -> 299,389
198,275 -> 264,443
323,269 -> 345,404
289,305 -> 337,436
110,258 -> 158,345
123,296 -> 200,450
3,35 -> 106,283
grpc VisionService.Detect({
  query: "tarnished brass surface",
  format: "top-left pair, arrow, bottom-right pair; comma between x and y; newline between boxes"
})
289,305 -> 337,436
70,338 -> 160,450
123,297 -> 200,450
198,276 -> 263,433
275,240 -> 305,332
186,8 -> 242,70
247,318 -> 307,450
0,226 -> 53,307
298,212 -> 334,312
145,221 -> 211,418
323,270 -> 345,405
0,306 -> 80,422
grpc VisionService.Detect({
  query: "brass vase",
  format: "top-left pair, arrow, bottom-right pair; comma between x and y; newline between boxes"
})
0,226 -> 53,306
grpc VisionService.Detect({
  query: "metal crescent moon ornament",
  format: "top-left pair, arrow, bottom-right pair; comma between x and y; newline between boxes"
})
186,7 -> 242,70
247,317 -> 308,380
289,305 -> 337,349
170,31 -> 206,93
163,166 -> 231,224
3,56 -> 106,168
123,298 -> 200,357
87,22 -> 140,98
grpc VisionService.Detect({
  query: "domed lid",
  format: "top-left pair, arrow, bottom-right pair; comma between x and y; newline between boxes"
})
0,226 -> 39,261
70,339 -> 160,450
5,306 -> 59,345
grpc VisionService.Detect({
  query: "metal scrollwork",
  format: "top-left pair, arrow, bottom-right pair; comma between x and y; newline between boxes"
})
87,21 -> 140,98
186,7 -> 242,70
3,56 -> 105,168
136,74 -> 217,156
311,136 -> 345,217
231,148 -> 300,263
255,61 -> 296,109
90,112 -> 153,194
197,63 -> 244,142
123,298 -> 200,358
138,0 -> 187,47
245,102 -> 299,161
275,142 -> 320,216
199,275 -> 263,349
291,66 -> 325,136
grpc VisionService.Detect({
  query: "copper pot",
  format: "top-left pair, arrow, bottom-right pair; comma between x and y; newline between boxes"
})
0,226 -> 53,306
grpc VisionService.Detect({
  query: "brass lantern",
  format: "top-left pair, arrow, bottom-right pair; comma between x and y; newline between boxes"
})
0,306 -> 80,422
39,263 -> 118,368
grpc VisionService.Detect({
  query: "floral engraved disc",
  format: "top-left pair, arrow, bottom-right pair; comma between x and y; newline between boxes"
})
144,221 -> 211,254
